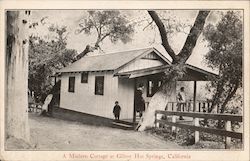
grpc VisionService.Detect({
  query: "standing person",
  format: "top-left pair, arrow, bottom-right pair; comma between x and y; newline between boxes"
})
135,83 -> 145,117
113,101 -> 121,120
177,87 -> 186,120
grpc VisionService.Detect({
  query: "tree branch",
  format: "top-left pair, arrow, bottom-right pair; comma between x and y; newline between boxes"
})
143,20 -> 154,31
148,11 -> 177,62
75,45 -> 92,60
176,11 -> 210,64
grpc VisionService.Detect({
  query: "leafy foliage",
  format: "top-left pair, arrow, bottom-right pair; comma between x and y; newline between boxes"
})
75,11 -> 134,60
78,10 -> 134,44
29,26 -> 77,102
203,11 -> 243,113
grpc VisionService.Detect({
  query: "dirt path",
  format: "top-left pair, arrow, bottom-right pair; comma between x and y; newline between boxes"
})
29,113 -> 182,150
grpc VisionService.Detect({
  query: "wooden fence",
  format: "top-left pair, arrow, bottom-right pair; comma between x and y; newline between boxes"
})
155,110 -> 243,149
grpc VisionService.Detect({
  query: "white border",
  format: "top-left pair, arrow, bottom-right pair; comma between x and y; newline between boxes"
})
0,1 -> 249,161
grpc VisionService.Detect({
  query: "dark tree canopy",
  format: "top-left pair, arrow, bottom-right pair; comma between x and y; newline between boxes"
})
203,11 -> 243,113
29,26 -> 77,102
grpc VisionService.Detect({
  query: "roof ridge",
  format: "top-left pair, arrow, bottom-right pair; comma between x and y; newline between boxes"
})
85,47 -> 153,58
57,47 -> 162,73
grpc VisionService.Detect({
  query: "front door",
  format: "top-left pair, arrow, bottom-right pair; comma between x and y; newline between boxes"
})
133,79 -> 146,124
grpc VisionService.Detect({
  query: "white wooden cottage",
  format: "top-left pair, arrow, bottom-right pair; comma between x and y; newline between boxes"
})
56,47 -> 217,122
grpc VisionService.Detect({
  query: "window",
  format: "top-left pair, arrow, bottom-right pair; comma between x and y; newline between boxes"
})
68,77 -> 75,92
81,72 -> 88,83
95,76 -> 104,95
147,79 -> 161,97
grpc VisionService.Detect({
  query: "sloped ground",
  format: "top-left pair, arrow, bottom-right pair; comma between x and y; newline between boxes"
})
27,113 -> 182,150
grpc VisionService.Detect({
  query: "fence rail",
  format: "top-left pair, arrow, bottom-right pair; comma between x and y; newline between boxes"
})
155,110 -> 243,149
156,110 -> 242,122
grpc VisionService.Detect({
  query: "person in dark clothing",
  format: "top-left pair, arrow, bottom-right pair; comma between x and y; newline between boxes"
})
135,84 -> 145,117
113,101 -> 121,120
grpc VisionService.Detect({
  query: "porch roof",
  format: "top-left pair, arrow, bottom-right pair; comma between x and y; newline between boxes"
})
114,64 -> 218,81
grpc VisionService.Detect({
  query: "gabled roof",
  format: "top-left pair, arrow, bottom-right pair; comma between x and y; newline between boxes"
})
57,47 -> 170,73
115,64 -> 218,81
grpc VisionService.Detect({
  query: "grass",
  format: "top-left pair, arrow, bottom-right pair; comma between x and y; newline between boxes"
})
145,126 -> 243,149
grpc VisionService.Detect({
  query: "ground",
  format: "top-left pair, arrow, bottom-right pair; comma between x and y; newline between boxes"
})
22,113 -> 182,150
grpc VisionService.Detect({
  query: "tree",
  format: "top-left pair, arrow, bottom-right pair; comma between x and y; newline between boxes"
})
6,11 -> 30,144
137,10 -> 210,131
29,25 -> 77,102
75,10 -> 134,60
203,11 -> 242,113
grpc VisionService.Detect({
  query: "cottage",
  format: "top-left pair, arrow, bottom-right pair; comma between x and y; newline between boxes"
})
56,47 -> 217,122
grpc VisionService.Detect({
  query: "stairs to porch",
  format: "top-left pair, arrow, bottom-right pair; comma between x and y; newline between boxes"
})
112,120 -> 135,130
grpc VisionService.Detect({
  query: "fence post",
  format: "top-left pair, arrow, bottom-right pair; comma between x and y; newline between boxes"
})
225,120 -> 232,149
193,117 -> 200,143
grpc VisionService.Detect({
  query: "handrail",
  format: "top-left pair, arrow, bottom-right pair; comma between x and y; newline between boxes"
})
166,101 -> 221,113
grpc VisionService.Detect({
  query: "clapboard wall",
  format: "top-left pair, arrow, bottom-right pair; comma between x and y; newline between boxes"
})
59,71 -> 172,120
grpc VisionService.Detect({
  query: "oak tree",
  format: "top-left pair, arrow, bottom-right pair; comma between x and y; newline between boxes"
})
29,26 -> 77,102
203,11 -> 242,113
75,10 -> 134,60
137,10 -> 210,131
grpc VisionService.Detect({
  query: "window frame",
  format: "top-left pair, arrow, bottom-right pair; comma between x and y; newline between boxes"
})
81,72 -> 88,83
95,76 -> 104,95
147,79 -> 161,97
68,76 -> 75,93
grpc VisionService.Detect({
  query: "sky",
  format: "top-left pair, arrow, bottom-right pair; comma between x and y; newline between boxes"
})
28,10 -> 232,73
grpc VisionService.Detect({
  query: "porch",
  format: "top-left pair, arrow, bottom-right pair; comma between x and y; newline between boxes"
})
121,100 -> 214,124
116,64 -> 218,125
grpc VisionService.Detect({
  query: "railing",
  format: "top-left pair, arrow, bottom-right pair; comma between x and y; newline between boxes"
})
166,100 -> 222,113
155,110 -> 243,149
28,102 -> 42,113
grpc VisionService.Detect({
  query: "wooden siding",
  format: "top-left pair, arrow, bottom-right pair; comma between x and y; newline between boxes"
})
60,72 -> 163,120
118,58 -> 164,73
60,71 -> 120,119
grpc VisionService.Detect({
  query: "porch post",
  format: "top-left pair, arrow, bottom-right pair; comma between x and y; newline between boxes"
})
54,76 -> 57,85
193,81 -> 199,143
193,81 -> 197,112
133,78 -> 137,124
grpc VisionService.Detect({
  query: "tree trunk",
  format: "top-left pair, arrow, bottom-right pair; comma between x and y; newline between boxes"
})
75,44 -> 98,61
6,11 -> 30,143
136,10 -> 210,131
137,81 -> 176,131
208,81 -> 224,112
220,82 -> 239,113
75,45 -> 92,60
